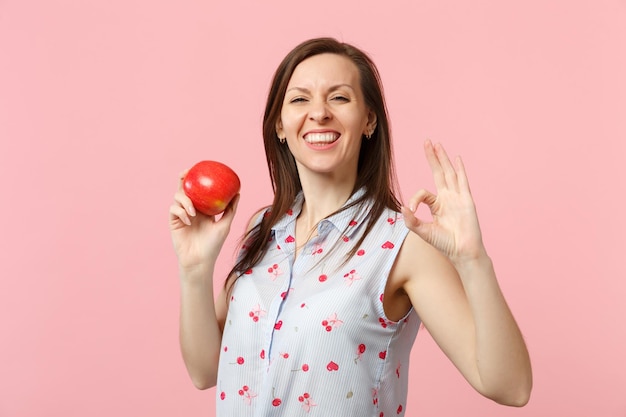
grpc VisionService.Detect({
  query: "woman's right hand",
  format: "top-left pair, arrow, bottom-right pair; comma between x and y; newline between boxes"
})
169,170 -> 240,271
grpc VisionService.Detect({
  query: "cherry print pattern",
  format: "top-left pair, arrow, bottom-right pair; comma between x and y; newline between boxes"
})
215,195 -> 417,416
312,242 -> 324,255
248,304 -> 267,322
343,269 -> 361,286
298,392 -> 317,412
267,263 -> 283,281
292,363 -> 310,372
321,313 -> 343,332
238,385 -> 257,405
386,214 -> 402,225
378,317 -> 393,328
355,343 -> 366,363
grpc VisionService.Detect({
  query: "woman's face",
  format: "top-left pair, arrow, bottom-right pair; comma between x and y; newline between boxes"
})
276,53 -> 376,183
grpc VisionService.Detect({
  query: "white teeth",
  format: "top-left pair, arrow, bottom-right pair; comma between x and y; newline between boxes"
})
304,132 -> 339,144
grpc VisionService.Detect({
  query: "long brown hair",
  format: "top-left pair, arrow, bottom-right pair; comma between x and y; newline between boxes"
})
227,37 -> 401,292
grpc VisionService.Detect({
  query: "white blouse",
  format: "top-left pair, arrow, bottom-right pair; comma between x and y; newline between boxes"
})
216,190 -> 420,416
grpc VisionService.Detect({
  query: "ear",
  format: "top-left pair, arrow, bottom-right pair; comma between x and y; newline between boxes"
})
365,110 -> 377,135
275,120 -> 285,139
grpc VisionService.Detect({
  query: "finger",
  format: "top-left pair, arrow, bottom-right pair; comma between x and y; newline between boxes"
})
400,205 -> 431,241
400,205 -> 420,228
178,169 -> 190,187
424,140 -> 446,190
406,188 -> 437,212
434,142 -> 459,191
174,188 -> 196,217
455,155 -> 471,194
169,203 -> 192,226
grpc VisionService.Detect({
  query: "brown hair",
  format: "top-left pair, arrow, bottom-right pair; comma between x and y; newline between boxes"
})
226,37 -> 401,292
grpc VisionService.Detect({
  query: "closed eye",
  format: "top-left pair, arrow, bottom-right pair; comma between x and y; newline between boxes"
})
290,97 -> 308,103
332,96 -> 349,102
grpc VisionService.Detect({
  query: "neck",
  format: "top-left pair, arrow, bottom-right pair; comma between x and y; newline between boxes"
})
297,174 -> 356,232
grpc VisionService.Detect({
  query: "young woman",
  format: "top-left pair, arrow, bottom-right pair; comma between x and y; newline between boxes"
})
170,37 -> 532,416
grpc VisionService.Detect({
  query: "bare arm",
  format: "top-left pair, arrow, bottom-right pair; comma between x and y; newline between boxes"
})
169,170 -> 239,389
178,265 -> 229,389
398,141 -> 532,406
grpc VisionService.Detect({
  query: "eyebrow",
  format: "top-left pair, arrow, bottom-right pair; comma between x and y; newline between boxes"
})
286,84 -> 356,94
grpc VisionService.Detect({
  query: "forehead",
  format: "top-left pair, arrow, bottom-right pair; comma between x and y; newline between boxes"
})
287,53 -> 361,89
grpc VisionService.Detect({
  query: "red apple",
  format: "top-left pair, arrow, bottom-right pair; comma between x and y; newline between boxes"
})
183,160 -> 240,216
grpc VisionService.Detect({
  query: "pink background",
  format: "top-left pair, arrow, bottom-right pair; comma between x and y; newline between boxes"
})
1,0 -> 624,416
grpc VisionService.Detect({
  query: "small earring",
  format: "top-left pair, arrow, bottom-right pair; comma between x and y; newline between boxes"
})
365,131 -> 372,140
279,136 -> 286,144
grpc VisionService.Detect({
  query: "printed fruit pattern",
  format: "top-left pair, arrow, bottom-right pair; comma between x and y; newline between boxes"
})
215,207 -> 412,415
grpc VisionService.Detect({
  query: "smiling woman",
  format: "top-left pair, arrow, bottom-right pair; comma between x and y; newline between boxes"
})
169,37 -> 532,416
276,53 -> 377,187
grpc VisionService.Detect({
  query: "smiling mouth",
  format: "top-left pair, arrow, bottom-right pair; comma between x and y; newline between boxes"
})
304,132 -> 340,145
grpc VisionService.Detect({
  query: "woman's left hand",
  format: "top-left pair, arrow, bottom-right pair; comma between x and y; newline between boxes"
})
401,140 -> 486,264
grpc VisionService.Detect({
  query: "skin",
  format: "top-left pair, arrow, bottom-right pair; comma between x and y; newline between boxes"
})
169,53 -> 532,406
276,53 -> 377,247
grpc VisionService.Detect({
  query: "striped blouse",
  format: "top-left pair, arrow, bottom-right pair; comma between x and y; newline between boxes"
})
216,189 -> 420,416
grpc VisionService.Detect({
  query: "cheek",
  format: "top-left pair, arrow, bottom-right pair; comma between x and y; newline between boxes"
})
346,116 -> 368,134
341,107 -> 369,128
281,111 -> 306,133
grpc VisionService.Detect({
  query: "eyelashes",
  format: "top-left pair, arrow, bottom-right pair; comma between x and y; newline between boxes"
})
288,96 -> 350,104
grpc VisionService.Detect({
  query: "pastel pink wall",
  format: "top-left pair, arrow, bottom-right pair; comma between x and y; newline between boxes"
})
1,0 -> 624,416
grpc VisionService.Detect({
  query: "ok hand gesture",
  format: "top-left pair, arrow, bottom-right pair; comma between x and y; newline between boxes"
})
401,141 -> 486,264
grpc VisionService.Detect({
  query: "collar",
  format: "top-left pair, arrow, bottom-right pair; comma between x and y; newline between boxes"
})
271,187 -> 370,238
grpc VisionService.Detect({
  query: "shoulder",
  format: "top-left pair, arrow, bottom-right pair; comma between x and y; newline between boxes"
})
245,206 -> 271,232
392,231 -> 459,292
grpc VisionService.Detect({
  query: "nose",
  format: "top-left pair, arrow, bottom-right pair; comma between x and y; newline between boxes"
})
308,99 -> 332,123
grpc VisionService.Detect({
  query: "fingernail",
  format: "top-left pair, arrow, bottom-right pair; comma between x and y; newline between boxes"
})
188,205 -> 196,216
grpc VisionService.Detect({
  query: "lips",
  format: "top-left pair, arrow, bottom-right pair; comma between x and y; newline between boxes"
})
303,131 -> 340,145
